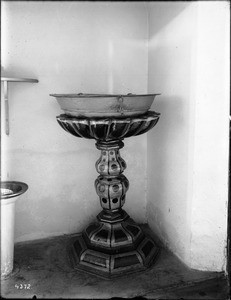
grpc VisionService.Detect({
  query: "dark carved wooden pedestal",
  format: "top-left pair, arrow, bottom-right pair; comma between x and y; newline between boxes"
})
57,111 -> 160,278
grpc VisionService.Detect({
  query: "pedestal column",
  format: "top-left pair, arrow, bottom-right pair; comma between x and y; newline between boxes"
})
69,139 -> 159,278
56,111 -> 161,278
95,140 -> 128,222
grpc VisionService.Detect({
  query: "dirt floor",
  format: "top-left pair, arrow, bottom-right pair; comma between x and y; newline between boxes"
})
1,226 -> 229,299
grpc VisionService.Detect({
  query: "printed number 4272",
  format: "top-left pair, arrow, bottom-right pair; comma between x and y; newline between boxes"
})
15,283 -> 31,290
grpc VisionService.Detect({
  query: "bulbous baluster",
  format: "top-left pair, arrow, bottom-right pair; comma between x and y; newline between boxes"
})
95,175 -> 129,210
95,148 -> 127,176
95,140 -> 129,211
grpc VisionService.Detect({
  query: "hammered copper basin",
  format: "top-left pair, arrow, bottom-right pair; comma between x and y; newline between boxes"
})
50,93 -> 160,118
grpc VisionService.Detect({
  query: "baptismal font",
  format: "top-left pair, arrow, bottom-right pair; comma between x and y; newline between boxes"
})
51,93 -> 160,278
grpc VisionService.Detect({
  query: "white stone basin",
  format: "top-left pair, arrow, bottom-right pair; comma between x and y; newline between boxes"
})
1,181 -> 28,278
50,93 -> 160,117
1,181 -> 28,199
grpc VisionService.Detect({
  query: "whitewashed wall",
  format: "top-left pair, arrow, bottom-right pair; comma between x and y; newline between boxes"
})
1,1 -> 149,242
147,2 -> 229,271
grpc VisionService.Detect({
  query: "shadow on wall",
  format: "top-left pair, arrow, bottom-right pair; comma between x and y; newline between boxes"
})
148,2 -> 192,38
147,95 -> 191,259
1,65 -> 38,80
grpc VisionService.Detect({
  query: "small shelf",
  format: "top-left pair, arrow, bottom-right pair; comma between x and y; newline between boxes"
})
1,77 -> 38,83
1,76 -> 39,135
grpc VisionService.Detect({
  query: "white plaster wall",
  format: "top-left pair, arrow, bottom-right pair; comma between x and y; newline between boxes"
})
147,2 -> 229,271
189,2 -> 230,271
1,1 -> 149,242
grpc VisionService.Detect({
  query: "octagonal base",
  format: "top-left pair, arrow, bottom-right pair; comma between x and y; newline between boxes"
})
67,213 -> 159,279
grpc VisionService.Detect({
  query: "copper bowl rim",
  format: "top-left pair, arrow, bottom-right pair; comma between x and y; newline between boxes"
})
50,93 -> 161,98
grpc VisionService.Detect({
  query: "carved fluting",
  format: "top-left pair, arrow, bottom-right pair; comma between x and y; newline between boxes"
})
56,111 -> 160,141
